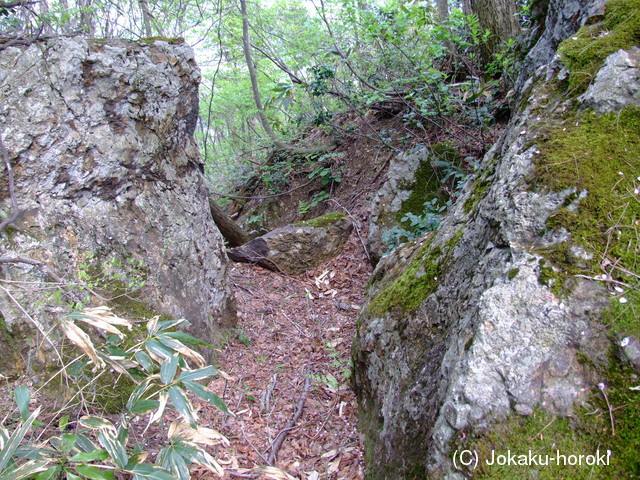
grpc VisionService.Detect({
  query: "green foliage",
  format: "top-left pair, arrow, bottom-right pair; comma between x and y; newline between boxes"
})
382,198 -> 449,250
0,310 -> 229,480
558,0 -> 640,94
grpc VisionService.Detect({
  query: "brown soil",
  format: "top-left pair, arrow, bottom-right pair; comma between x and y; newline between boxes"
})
195,227 -> 372,480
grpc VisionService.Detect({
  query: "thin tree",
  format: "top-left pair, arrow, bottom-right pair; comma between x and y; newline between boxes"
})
239,0 -> 330,155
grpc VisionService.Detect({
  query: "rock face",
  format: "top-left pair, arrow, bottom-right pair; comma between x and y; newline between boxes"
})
353,1 -> 639,478
228,213 -> 352,275
0,38 -> 235,376
367,146 -> 457,266
581,47 -> 640,113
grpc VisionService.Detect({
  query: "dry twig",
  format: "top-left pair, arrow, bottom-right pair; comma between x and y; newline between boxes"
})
267,375 -> 311,466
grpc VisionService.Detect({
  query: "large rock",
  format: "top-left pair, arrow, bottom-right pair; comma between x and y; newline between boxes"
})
580,47 -> 640,113
0,38 -> 235,377
353,1 -> 639,478
367,145 -> 459,265
228,212 -> 352,275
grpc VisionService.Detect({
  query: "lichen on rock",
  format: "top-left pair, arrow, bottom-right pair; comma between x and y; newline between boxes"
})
0,37 -> 236,376
228,212 -> 352,275
352,0 -> 640,477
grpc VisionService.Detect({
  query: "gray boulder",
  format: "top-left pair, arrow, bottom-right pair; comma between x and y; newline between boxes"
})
228,213 -> 352,275
353,1 -> 635,478
581,47 -> 640,113
0,38 -> 235,377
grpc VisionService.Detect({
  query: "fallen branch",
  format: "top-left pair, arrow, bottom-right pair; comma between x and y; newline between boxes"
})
266,376 -> 311,466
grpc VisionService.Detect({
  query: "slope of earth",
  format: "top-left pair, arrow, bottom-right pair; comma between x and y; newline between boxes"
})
225,104 -> 505,236
197,229 -> 371,479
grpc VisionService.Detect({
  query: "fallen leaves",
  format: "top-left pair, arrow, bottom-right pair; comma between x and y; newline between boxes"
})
198,231 -> 369,479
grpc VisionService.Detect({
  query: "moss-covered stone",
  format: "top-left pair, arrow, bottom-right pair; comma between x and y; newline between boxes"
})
368,240 -> 443,316
137,36 -> 185,45
463,172 -> 492,214
533,106 -> 640,334
558,0 -> 640,94
294,211 -> 346,228
396,143 -> 460,223
508,268 -> 520,280
453,349 -> 640,479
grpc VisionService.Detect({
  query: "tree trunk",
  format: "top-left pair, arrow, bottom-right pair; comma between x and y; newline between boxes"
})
209,197 -> 251,247
239,0 -> 330,155
471,0 -> 520,60
435,0 -> 456,57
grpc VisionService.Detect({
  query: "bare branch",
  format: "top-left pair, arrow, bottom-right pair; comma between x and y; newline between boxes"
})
0,133 -> 20,232
0,0 -> 36,8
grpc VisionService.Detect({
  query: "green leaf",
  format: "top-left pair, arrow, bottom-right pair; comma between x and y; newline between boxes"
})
60,434 -> 77,452
134,351 -> 155,372
157,447 -> 189,480
126,377 -> 154,412
3,458 -> 50,479
168,386 -> 197,428
182,380 -> 229,414
66,473 -> 82,480
97,429 -> 128,469
144,338 -> 174,360
58,415 -> 70,431
160,353 -> 179,385
176,366 -> 216,383
128,463 -> 178,480
75,433 -> 98,453
70,449 -> 109,462
129,400 -> 160,415
74,465 -> 115,480
78,417 -> 114,430
34,466 -> 61,480
14,386 -> 30,421
164,331 -> 214,349
0,406 -> 41,472
156,319 -> 188,332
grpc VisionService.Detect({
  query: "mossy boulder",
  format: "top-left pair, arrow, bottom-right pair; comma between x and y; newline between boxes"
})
352,1 -> 640,478
228,212 -> 352,275
367,145 -> 460,266
0,37 -> 236,386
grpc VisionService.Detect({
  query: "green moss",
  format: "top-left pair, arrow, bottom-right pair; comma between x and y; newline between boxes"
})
602,289 -> 640,337
508,268 -> 520,280
368,240 -> 443,316
558,0 -> 640,94
533,107 -> 640,332
462,348 -> 640,480
396,144 -> 459,223
137,36 -> 185,45
463,173 -> 492,213
454,350 -> 640,478
294,211 -> 346,228
454,410 -> 608,479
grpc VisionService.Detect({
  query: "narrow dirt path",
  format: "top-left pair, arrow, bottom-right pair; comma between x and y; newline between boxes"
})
198,231 -> 371,479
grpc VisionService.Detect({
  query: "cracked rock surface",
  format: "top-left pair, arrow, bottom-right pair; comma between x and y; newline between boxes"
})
0,38 -> 235,376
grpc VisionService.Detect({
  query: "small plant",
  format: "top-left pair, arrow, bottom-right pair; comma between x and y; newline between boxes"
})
308,340 -> 352,393
382,198 -> 449,251
0,308 -> 231,480
233,328 -> 251,345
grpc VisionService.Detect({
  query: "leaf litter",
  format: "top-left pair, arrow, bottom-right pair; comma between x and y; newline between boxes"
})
195,228 -> 371,480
